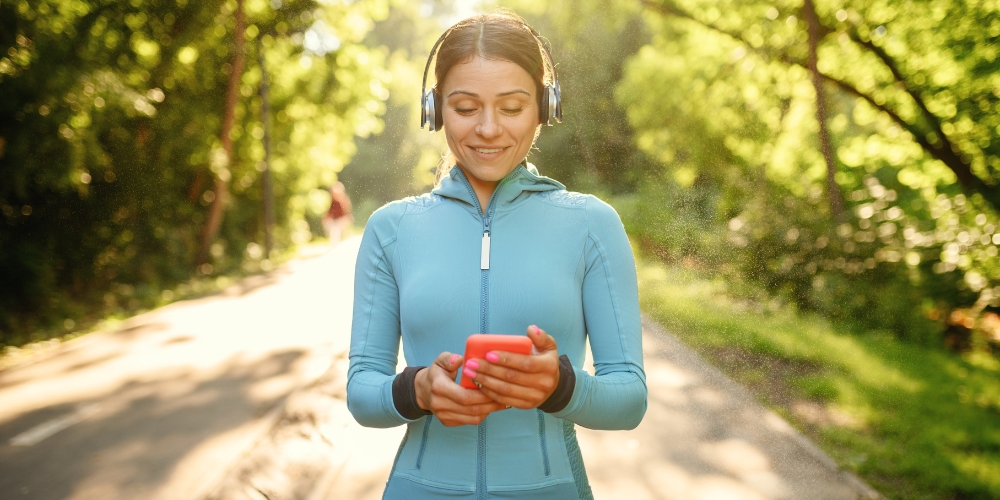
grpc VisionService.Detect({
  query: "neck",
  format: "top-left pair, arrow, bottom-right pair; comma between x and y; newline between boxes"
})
458,165 -> 499,214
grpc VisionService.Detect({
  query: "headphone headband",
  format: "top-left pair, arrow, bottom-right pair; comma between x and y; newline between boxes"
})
419,29 -> 451,129
420,18 -> 562,131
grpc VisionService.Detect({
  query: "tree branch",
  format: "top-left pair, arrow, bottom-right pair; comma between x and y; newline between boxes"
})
638,0 -> 1000,210
841,28 -> 954,157
803,0 -> 844,220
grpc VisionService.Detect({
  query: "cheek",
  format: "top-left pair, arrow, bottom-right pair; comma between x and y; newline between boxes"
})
443,112 -> 467,134
512,119 -> 539,144
443,117 -> 471,146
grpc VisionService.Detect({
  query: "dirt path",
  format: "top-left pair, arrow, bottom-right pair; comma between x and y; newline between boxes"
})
209,238 -> 879,500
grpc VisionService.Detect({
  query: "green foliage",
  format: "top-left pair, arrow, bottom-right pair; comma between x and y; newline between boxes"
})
0,0 -> 390,345
636,256 -> 1000,498
492,0 -> 660,193
617,0 -> 1000,346
338,1 -> 452,223
338,0 -> 661,220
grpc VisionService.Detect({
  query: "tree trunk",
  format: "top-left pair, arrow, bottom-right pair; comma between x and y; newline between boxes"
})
258,39 -> 275,259
197,0 -> 245,266
803,0 -> 844,221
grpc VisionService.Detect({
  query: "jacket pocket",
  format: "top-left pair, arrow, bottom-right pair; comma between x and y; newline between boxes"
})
536,409 -> 551,476
415,415 -> 433,470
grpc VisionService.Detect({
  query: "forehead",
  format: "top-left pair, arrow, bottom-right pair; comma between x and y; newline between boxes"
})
440,56 -> 536,96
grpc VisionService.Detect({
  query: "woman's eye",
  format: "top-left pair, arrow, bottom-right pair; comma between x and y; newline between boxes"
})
454,108 -> 477,115
501,108 -> 523,116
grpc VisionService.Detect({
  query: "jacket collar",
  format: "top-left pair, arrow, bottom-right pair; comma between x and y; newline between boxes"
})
432,162 -> 565,211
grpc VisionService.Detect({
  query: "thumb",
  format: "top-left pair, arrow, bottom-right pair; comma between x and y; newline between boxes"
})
434,351 -> 463,376
527,325 -> 558,353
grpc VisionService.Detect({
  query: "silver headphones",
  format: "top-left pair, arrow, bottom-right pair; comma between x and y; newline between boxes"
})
420,21 -> 563,132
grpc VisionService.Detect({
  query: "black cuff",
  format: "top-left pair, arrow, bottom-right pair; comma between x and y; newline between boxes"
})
538,355 -> 575,414
392,366 -> 432,420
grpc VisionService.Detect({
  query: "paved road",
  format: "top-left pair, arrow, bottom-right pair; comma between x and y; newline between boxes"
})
1,236 -> 877,499
213,238 -> 879,500
292,321 -> 876,500
574,317 -> 876,499
0,240 -> 360,500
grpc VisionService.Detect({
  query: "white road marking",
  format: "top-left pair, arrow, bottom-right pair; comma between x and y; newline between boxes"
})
9,403 -> 100,446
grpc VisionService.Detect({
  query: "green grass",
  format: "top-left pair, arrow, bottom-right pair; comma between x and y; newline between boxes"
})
636,256 -> 1000,499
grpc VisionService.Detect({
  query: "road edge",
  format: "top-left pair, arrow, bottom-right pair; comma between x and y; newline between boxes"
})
640,315 -> 881,500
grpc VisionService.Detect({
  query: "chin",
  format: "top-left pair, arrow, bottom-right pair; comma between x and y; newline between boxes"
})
460,161 -> 517,183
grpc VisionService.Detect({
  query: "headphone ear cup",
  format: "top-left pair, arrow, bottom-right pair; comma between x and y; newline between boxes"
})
422,90 -> 443,132
552,81 -> 562,124
539,86 -> 550,125
421,90 -> 434,131
434,91 -> 443,131
540,85 -> 561,126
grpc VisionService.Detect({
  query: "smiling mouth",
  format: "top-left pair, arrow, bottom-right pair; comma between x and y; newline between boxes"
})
470,146 -> 508,154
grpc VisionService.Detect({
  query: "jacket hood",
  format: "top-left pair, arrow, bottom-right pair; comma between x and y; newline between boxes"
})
432,162 -> 566,210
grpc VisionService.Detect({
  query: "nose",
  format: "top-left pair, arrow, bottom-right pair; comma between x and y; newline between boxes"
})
476,109 -> 502,139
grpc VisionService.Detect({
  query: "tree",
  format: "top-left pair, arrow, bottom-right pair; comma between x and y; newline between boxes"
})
0,0 -> 391,344
197,0 -> 246,265
620,0 -> 1000,339
639,0 -> 1000,213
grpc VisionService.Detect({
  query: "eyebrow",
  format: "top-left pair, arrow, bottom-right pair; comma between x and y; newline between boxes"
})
446,89 -> 531,98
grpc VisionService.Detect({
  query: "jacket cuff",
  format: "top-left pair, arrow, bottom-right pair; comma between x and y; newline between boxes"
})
392,366 -> 432,420
539,355 -> 575,413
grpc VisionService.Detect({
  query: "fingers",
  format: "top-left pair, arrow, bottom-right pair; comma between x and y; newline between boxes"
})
420,351 -> 516,426
429,380 -> 507,426
466,356 -> 550,387
465,356 -> 559,408
426,361 -> 494,404
433,351 -> 463,376
472,369 -> 553,405
431,378 -> 497,406
478,376 -> 541,404
471,325 -> 558,373
461,326 -> 561,409
478,384 -> 538,410
526,324 -> 558,353
433,399 -> 507,421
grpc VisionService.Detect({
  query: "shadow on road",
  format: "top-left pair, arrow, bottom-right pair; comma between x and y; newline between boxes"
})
0,349 -> 307,499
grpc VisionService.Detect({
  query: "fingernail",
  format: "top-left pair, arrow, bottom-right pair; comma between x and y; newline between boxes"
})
464,369 -> 478,378
465,360 -> 480,370
450,354 -> 460,364
530,325 -> 540,335
485,352 -> 500,363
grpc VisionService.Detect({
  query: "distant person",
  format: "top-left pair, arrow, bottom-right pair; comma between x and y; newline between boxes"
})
347,11 -> 646,500
323,182 -> 352,246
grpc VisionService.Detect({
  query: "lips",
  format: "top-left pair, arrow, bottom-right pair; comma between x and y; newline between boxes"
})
471,146 -> 507,154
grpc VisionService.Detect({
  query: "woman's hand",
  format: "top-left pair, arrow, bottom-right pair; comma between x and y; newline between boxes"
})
414,352 -> 508,427
464,325 -> 560,409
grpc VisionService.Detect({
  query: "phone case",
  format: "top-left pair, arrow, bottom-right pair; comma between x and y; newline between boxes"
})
460,334 -> 533,389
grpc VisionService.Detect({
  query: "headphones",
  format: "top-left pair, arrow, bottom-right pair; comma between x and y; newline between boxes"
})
420,20 -> 563,132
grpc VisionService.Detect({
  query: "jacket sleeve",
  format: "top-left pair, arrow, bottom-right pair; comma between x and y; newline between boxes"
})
549,197 -> 647,430
346,205 -> 424,428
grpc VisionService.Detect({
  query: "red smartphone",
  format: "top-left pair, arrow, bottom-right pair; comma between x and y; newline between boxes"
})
460,334 -> 533,389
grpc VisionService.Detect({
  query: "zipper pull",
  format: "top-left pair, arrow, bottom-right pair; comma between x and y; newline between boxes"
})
480,232 -> 491,270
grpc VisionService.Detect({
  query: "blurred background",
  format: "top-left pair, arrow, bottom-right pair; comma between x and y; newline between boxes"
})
2,0 -> 999,497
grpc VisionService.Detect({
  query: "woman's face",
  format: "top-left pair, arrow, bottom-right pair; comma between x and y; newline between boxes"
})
440,56 -> 539,186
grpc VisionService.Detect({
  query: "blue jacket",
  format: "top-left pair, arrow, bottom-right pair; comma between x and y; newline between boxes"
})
348,164 -> 647,499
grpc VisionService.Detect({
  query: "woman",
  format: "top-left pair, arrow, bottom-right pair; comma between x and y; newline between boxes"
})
347,12 -> 646,500
322,181 -> 352,246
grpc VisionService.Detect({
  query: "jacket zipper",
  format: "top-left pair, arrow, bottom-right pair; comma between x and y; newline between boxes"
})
458,170 -> 509,500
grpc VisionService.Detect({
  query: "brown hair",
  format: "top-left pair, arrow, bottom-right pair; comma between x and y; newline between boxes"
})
434,12 -> 550,106
431,11 -> 552,184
